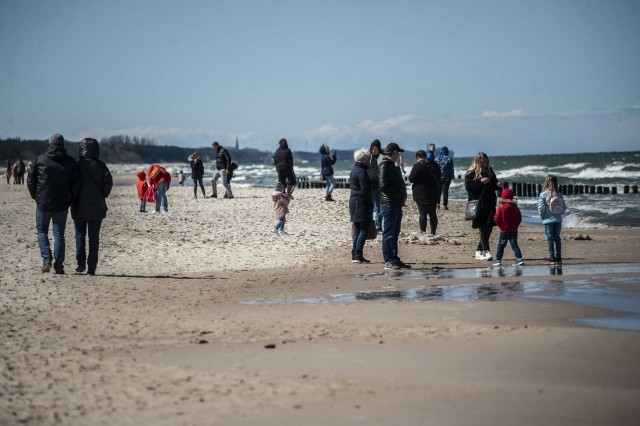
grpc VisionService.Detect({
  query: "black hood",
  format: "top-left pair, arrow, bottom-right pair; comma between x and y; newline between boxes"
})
79,138 -> 100,160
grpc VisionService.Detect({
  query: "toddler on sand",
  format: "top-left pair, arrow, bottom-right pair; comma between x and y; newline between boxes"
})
136,171 -> 148,213
271,182 -> 292,236
493,188 -> 524,266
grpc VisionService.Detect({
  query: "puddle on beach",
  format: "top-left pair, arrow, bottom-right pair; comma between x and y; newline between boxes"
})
240,263 -> 640,333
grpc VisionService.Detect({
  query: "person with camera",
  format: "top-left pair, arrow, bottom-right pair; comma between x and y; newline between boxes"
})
319,144 -> 337,201
188,151 -> 206,199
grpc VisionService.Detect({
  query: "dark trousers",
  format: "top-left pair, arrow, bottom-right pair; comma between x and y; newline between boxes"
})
476,222 -> 495,252
277,168 -> 297,192
351,221 -> 368,260
193,178 -> 206,197
417,203 -> 438,234
438,180 -> 451,207
495,230 -> 523,260
74,219 -> 102,274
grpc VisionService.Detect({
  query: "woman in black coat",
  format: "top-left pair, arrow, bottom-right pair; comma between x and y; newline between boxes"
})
408,150 -> 441,235
71,138 -> 113,275
189,151 -> 206,198
464,152 -> 500,261
349,148 -> 373,263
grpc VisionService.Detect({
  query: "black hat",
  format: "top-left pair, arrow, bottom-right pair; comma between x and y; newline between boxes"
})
49,133 -> 64,146
383,142 -> 404,154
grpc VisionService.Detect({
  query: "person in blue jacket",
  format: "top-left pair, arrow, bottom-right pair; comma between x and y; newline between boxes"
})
537,174 -> 566,265
319,144 -> 337,201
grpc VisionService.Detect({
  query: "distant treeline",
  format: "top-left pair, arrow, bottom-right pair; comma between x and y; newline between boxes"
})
0,136 -> 355,165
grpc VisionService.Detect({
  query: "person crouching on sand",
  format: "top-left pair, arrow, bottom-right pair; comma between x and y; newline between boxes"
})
492,188 -> 524,267
272,181 -> 293,236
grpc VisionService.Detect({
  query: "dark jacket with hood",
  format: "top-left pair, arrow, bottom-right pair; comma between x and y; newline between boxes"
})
409,158 -> 441,204
435,146 -> 454,182
465,166 -> 499,229
273,141 -> 294,172
319,145 -> 337,177
379,156 -> 407,206
214,145 -> 232,171
27,144 -> 79,212
349,161 -> 373,223
367,139 -> 381,190
190,159 -> 204,179
71,139 -> 113,221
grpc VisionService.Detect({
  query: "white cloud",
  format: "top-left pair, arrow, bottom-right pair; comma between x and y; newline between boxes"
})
481,108 -> 525,118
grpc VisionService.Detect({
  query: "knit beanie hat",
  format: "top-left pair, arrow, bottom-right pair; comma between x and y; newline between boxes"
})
49,133 -> 64,146
501,188 -> 514,200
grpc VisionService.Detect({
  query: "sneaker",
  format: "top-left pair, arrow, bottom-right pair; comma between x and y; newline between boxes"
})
492,260 -> 502,267
41,262 -> 52,273
75,265 -> 86,273
555,257 -> 562,265
272,229 -> 280,237
475,250 -> 485,260
514,259 -> 525,266
396,261 -> 412,269
352,258 -> 370,264
210,194 -> 217,198
224,194 -> 234,199
444,206 -> 449,210
484,251 -> 493,261
542,257 -> 554,264
384,262 -> 400,270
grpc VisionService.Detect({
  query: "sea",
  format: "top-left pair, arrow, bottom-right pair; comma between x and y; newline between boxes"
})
112,151 -> 640,228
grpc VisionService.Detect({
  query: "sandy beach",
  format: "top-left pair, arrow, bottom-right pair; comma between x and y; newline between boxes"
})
2,179 -> 640,425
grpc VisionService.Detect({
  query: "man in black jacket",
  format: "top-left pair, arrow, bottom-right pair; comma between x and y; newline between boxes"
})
379,142 -> 409,270
210,141 -> 233,199
27,133 -> 79,274
273,138 -> 296,193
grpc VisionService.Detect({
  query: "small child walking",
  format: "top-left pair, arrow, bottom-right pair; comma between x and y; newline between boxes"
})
493,188 -> 524,266
271,181 -> 292,236
136,170 -> 148,212
537,174 -> 566,265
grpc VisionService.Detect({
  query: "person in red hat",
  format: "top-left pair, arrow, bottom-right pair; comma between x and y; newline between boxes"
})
492,188 -> 524,266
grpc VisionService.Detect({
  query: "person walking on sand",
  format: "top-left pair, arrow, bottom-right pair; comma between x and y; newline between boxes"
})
210,141 -> 234,199
271,181 -> 293,236
71,138 -> 113,276
368,139 -> 382,234
319,144 -> 337,201
492,188 -> 524,267
147,164 -> 171,213
408,150 -> 441,236
465,152 -> 501,262
538,174 -> 566,265
436,146 -> 454,210
188,151 -> 206,199
273,138 -> 297,194
27,133 -> 79,274
349,148 -> 373,263
136,170 -> 148,212
379,142 -> 410,270
178,170 -> 185,186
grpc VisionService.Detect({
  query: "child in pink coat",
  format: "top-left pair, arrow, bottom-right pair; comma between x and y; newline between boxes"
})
271,182 -> 293,236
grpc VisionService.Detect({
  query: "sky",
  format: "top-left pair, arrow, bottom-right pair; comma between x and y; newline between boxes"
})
1,0 -> 639,156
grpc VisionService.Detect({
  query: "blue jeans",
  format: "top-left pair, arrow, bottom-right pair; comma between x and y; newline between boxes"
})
544,222 -> 562,261
155,181 -> 168,212
371,189 -> 382,233
275,215 -> 286,231
74,219 -> 102,273
351,221 -> 368,260
36,208 -> 67,271
325,175 -> 336,196
380,204 -> 403,263
495,231 -> 523,261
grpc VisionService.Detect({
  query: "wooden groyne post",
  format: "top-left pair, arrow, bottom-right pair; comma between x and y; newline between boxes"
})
502,182 -> 638,197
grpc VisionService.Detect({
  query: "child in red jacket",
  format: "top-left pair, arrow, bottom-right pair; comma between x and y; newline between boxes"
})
136,170 -> 148,212
493,188 -> 524,266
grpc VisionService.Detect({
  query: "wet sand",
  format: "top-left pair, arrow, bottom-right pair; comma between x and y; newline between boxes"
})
1,179 -> 640,425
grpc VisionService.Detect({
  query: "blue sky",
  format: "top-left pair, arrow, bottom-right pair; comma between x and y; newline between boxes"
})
1,0 -> 639,156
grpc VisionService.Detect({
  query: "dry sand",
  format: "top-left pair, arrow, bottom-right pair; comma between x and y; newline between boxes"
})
1,179 -> 640,425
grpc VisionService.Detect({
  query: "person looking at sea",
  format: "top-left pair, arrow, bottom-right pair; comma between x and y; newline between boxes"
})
273,138 -> 296,194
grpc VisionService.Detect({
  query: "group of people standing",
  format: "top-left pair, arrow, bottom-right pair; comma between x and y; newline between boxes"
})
27,133 -> 112,275
5,158 -> 27,184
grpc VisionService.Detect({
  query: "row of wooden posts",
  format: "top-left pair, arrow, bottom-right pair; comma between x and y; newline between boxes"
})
295,176 -> 639,196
